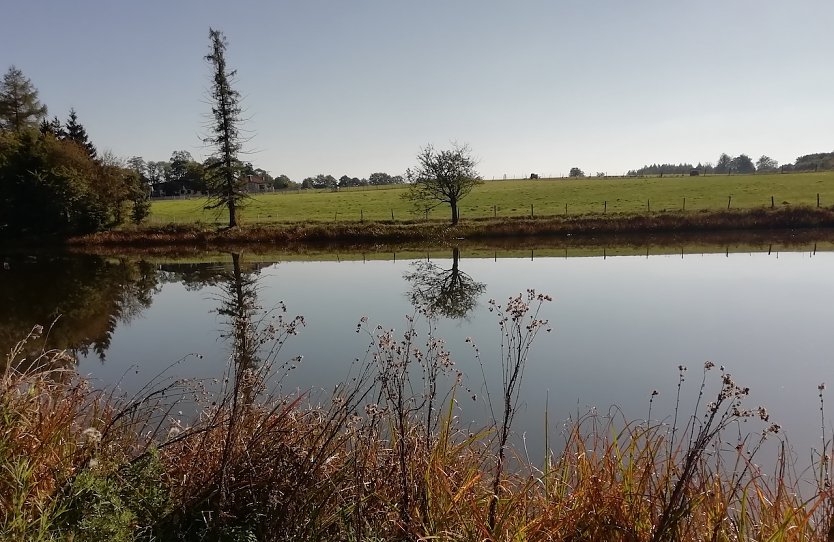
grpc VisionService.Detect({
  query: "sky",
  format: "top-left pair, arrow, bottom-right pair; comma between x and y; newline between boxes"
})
2,1 -> 833,180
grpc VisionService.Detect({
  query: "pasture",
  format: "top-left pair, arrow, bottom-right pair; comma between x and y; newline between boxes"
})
149,172 -> 834,225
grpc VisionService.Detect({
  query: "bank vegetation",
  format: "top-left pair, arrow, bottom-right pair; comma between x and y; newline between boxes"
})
2,293 -> 833,541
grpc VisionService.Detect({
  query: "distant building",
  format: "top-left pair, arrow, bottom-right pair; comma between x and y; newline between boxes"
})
243,175 -> 272,193
690,169 -> 700,176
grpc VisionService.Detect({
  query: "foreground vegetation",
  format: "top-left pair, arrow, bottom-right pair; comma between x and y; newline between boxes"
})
149,171 -> 834,225
3,294 -> 833,541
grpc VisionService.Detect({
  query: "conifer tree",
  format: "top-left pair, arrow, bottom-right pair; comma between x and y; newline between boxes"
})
39,115 -> 64,138
203,28 -> 247,228
65,108 -> 97,159
0,66 -> 48,132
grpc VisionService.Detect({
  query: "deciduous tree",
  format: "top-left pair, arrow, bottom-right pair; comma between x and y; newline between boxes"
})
404,143 -> 481,225
730,154 -> 755,174
715,153 -> 732,174
756,155 -> 778,172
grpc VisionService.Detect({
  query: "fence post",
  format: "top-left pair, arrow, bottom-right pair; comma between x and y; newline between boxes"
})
682,197 -> 686,211
531,204 -> 534,218
771,196 -> 774,209
727,196 -> 732,210
604,200 -> 607,213
818,193 -> 821,208
565,203 -> 568,215
493,205 -> 497,218
361,209 -> 364,222
391,209 -> 394,220
647,200 -> 650,212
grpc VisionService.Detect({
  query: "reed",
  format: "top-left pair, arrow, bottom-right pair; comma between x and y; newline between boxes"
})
2,299 -> 833,541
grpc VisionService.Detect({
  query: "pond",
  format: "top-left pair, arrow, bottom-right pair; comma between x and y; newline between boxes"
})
2,239 -> 833,468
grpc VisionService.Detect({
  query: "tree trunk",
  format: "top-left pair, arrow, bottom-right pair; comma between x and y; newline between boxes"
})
450,200 -> 459,225
228,198 -> 237,228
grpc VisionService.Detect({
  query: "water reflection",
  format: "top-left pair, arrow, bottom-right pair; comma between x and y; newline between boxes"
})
155,253 -> 272,404
0,254 -> 158,365
216,253 -> 262,405
404,247 -> 486,319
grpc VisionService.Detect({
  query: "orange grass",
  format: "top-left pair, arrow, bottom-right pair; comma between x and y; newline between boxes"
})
3,320 -> 834,540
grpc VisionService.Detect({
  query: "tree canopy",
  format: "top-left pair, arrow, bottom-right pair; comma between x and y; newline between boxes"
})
64,108 -> 97,160
0,129 -> 142,237
404,144 -> 480,225
0,66 -> 47,132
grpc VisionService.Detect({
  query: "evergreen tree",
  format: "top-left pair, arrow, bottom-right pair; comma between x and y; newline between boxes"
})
203,28 -> 247,227
39,115 -> 64,138
65,108 -> 97,159
0,66 -> 48,132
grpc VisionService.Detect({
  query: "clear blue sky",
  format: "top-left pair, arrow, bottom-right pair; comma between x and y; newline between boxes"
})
3,1 -> 832,180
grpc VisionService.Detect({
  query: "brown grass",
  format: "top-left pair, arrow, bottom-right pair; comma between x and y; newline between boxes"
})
3,303 -> 834,541
58,206 -> 834,252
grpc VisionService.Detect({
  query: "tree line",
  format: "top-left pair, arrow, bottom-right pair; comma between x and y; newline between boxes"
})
126,153 -> 409,197
0,66 -> 150,237
627,151 -> 834,177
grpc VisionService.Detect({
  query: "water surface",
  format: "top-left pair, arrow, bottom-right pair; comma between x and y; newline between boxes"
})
2,243 -> 832,465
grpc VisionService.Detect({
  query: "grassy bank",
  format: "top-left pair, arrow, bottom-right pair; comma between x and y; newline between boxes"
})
148,171 -> 834,225
3,298 -> 833,541
69,205 -> 834,249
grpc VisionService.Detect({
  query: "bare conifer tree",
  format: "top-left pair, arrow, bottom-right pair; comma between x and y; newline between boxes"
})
204,28 -> 247,227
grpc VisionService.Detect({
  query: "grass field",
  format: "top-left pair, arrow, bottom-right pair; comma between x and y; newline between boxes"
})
149,172 -> 834,225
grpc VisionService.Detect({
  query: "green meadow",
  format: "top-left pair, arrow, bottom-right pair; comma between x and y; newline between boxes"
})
149,172 -> 834,225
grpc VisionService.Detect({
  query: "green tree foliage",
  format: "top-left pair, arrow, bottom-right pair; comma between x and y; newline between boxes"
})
715,153 -> 732,174
64,108 -> 97,160
627,163 -> 699,176
39,116 -> 64,138
126,156 -> 151,224
793,152 -> 834,172
271,174 -> 295,189
164,150 -> 207,193
404,143 -> 481,225
730,154 -> 755,174
756,155 -> 778,173
569,167 -> 585,178
145,160 -> 169,189
368,172 -> 404,185
338,175 -> 366,188
0,130 -> 139,238
203,28 -> 247,227
0,66 -> 47,132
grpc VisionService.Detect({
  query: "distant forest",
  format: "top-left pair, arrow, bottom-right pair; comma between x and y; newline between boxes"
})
627,151 -> 834,176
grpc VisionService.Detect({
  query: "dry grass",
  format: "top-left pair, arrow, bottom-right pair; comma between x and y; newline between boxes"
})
3,302 -> 834,541
64,205 -> 834,250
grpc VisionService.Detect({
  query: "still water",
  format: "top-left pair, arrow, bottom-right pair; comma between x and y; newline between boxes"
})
2,244 -> 832,463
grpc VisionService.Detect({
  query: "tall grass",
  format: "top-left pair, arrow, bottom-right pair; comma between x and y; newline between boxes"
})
2,299 -> 834,541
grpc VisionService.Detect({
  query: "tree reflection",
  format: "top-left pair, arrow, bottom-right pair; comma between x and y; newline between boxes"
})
216,252 -> 262,405
0,254 -> 159,366
404,247 -> 486,319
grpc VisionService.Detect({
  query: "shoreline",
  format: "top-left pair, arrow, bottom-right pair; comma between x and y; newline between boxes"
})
5,205 -> 834,251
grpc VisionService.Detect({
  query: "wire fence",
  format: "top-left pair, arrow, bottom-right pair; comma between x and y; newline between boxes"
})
147,191 -> 830,226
